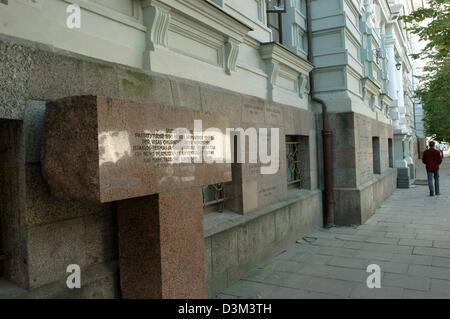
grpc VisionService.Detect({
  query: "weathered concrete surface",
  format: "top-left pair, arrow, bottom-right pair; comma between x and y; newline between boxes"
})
205,189 -> 322,298
218,161 -> 450,299
0,262 -> 119,299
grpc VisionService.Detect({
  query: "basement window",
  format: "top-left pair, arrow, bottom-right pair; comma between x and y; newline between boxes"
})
286,135 -> 303,189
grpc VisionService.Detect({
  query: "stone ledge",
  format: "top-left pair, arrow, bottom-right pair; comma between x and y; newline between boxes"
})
0,32 -> 313,120
204,189 -> 321,238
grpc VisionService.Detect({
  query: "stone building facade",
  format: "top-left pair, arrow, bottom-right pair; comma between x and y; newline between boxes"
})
0,0 -> 423,298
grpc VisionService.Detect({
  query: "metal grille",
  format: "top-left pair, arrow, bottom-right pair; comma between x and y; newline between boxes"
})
202,183 -> 225,213
286,140 -> 303,188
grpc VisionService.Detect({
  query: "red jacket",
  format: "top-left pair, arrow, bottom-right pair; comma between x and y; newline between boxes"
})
422,148 -> 443,172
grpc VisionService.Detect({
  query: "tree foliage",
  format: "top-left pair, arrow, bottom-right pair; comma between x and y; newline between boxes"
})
402,0 -> 450,142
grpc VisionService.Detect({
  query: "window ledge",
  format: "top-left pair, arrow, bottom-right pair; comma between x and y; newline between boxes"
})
260,42 -> 314,75
164,0 -> 253,42
204,189 -> 321,238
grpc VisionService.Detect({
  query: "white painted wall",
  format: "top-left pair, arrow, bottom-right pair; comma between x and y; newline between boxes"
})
0,0 -> 312,110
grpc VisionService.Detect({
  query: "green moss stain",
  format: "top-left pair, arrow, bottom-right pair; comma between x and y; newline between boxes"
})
87,61 -> 115,72
95,63 -> 114,71
126,70 -> 148,84
121,70 -> 151,99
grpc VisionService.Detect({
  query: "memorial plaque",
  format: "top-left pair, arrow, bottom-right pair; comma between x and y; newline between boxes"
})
41,95 -> 233,299
41,95 -> 232,203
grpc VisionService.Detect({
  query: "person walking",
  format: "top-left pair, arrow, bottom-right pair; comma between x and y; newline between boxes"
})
439,142 -> 445,158
422,141 -> 443,196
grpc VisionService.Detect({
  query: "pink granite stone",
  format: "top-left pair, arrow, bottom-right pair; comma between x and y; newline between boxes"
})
118,188 -> 206,299
41,95 -> 231,299
41,96 -> 232,203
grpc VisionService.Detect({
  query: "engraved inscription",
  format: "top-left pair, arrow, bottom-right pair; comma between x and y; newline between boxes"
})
259,185 -> 277,198
133,129 -> 216,167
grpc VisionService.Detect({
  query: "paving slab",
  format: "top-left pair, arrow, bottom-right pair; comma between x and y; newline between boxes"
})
218,166 -> 450,299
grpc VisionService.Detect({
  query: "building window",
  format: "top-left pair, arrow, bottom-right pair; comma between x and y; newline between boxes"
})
372,137 -> 381,174
202,183 -> 225,214
286,135 -> 303,189
388,138 -> 393,168
266,0 -> 287,44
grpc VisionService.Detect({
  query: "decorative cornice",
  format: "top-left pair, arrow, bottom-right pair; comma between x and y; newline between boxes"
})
380,92 -> 393,106
259,42 -> 314,75
224,38 -> 239,75
267,62 -> 280,87
298,74 -> 309,99
259,42 -> 313,101
160,0 -> 252,43
361,76 -> 381,100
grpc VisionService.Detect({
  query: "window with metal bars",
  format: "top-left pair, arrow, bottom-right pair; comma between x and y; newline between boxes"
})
266,0 -> 287,44
202,183 -> 225,214
286,135 -> 303,189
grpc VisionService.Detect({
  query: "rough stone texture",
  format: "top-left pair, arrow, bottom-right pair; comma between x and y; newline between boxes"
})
25,210 -> 117,289
40,95 -> 232,203
1,262 -> 119,299
83,60 -> 120,99
26,218 -> 88,288
327,112 -> 396,225
0,39 -> 34,120
0,35 -> 318,298
25,164 -> 110,227
83,213 -> 118,266
118,188 -> 206,299
40,96 -> 100,202
1,118 -> 118,290
205,190 -> 322,297
170,79 -> 202,111
226,102 -> 311,215
334,168 -> 397,225
29,50 -> 85,101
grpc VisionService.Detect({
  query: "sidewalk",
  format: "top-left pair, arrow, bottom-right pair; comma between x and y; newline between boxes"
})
218,161 -> 450,299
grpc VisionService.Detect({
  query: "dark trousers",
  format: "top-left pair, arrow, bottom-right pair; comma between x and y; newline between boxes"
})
427,170 -> 440,195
